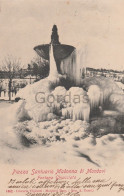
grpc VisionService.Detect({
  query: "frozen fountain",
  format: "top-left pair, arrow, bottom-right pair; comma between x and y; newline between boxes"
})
1,25 -> 124,167
31,25 -> 90,122
34,25 -> 75,73
34,25 -> 84,85
15,25 -> 124,124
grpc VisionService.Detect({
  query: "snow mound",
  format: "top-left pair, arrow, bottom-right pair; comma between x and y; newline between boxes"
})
10,118 -> 124,167
16,77 -> 66,122
16,83 -> 91,122
15,119 -> 89,146
109,93 -> 124,113
82,76 -> 122,93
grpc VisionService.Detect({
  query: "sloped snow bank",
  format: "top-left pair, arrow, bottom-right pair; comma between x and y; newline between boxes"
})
0,117 -> 124,167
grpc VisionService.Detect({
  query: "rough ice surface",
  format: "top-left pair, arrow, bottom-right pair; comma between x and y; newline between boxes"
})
16,77 -> 64,122
60,49 -> 85,85
87,85 -> 101,109
17,75 -> 124,124
16,76 -> 124,124
16,49 -> 124,122
109,93 -> 124,113
0,47 -> 124,167
0,116 -> 124,168
16,81 -> 91,122
82,76 -> 124,113
61,87 -> 90,121
48,45 -> 59,79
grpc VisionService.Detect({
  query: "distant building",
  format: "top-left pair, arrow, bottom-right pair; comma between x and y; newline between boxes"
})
85,67 -> 124,82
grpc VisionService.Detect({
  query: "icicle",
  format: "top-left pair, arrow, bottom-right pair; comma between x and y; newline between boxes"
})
61,87 -> 90,122
48,44 -> 59,79
87,85 -> 102,109
60,50 -> 76,83
73,103 -> 90,122
60,48 -> 87,86
62,107 -> 73,119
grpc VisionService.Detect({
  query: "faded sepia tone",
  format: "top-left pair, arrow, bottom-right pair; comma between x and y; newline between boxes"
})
0,0 -> 124,196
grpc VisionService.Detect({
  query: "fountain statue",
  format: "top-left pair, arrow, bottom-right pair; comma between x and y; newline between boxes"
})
34,25 -> 75,73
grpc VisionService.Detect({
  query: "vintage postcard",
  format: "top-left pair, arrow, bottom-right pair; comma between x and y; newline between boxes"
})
0,0 -> 124,196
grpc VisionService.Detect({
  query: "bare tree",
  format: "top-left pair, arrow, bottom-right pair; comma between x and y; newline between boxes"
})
1,55 -> 21,101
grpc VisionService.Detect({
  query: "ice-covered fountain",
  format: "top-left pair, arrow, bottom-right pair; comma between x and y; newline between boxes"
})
16,25 -> 124,124
34,25 -> 75,74
15,25 -> 92,122
34,25 -> 84,85
0,25 -> 124,167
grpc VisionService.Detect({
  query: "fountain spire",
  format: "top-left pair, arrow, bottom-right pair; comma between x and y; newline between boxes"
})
51,25 -> 60,45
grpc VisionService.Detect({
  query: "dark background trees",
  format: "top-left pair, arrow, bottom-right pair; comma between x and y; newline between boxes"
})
30,55 -> 49,80
1,55 -> 21,100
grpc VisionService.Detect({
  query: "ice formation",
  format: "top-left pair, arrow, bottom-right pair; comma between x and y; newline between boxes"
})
109,93 -> 124,113
15,41 -> 124,124
87,85 -> 102,109
48,44 -> 59,80
82,76 -> 124,110
0,44 -> 124,168
60,48 -> 86,85
62,87 -> 90,121
5,118 -> 122,167
1,42 -> 123,144
0,101 -> 27,149
15,47 -> 91,123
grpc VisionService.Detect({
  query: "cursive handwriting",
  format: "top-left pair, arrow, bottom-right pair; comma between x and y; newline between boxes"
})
7,176 -> 124,195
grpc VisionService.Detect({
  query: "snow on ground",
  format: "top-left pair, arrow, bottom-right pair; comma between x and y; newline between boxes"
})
13,118 -> 124,168
0,76 -> 124,168
0,107 -> 124,168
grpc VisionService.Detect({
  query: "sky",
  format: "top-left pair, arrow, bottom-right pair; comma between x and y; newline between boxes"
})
0,0 -> 124,71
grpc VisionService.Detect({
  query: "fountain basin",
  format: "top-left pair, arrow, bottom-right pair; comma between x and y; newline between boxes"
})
34,44 -> 75,61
